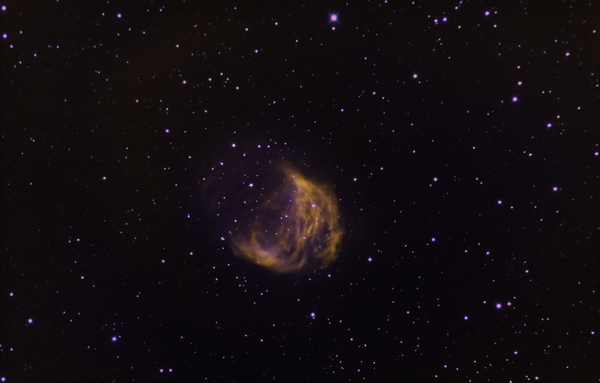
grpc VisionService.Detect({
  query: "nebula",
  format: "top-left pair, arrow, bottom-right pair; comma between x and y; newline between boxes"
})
229,164 -> 343,273
201,152 -> 343,274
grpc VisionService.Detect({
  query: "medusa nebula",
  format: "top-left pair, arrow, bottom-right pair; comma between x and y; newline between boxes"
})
201,148 -> 343,274
230,164 -> 343,273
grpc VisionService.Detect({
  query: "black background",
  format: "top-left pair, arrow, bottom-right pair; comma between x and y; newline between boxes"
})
2,0 -> 599,381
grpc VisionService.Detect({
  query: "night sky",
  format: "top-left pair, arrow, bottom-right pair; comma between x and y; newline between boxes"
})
2,1 -> 600,382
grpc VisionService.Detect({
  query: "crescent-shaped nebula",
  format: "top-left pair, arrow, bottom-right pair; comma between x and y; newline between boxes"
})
230,164 -> 343,273
201,149 -> 343,274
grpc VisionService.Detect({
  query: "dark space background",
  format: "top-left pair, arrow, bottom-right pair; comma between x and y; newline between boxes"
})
2,0 -> 600,381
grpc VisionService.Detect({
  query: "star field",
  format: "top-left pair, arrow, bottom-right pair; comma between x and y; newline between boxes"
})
1,1 -> 599,382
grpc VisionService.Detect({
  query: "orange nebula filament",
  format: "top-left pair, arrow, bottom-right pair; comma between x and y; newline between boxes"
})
229,165 -> 343,273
